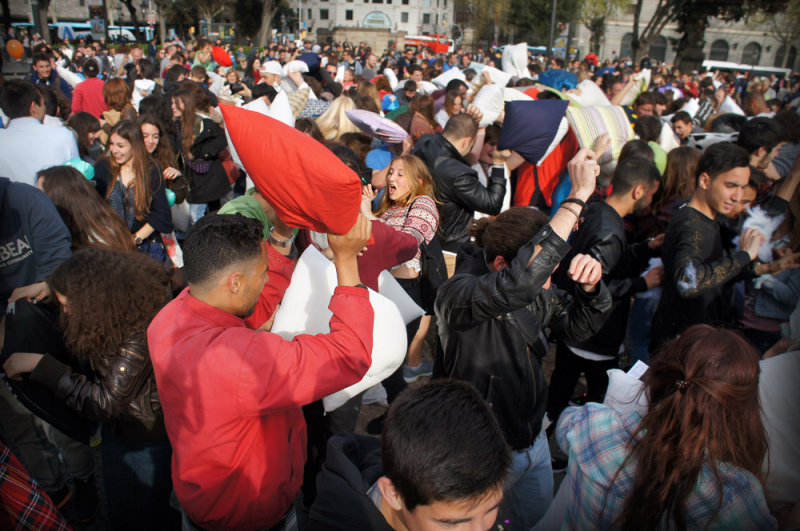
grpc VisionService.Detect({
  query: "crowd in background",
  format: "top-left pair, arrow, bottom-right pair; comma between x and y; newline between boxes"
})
0,28 -> 799,531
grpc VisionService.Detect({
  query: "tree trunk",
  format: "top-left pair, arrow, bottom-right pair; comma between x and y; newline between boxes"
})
121,0 -> 140,39
1,0 -> 11,34
631,0 -> 643,61
158,5 -> 166,43
256,0 -> 279,47
675,16 -> 706,72
37,2 -> 50,42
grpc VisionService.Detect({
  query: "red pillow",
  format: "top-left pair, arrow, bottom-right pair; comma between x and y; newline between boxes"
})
212,46 -> 233,67
220,105 -> 361,234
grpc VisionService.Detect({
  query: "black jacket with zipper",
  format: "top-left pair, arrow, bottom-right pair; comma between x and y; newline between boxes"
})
433,225 -> 612,451
413,133 -> 506,251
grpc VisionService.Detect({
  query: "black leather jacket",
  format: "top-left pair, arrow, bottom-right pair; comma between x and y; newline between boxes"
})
555,201 -> 653,356
434,225 -> 612,450
31,331 -> 166,442
413,134 -> 506,251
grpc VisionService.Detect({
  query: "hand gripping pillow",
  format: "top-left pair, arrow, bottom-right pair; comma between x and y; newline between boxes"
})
566,105 -> 634,165
619,69 -> 651,107
221,105 -> 361,234
270,246 -> 407,412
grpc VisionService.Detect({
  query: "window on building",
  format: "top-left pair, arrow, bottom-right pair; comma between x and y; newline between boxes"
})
78,0 -> 85,5
346,0 -> 353,2
320,8 -> 329,19
741,42 -> 761,65
308,8 -> 312,18
401,11 -> 409,22
619,33 -> 633,59
435,14 -> 438,24
422,13 -> 431,23
372,0 -> 384,3
648,35 -> 667,62
444,0 -> 447,6
346,9 -> 353,19
423,0 -> 431,6
402,0 -> 409,4
709,40 -> 729,61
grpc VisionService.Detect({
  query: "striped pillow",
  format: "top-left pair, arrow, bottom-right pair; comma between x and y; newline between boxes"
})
566,105 -> 633,164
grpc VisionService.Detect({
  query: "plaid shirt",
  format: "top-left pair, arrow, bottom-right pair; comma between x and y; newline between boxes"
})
0,440 -> 70,531
556,403 -> 776,530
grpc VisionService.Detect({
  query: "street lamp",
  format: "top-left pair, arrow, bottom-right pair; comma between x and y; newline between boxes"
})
546,0 -> 556,62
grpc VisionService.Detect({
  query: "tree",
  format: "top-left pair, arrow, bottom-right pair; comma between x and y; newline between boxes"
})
672,0 -> 784,71
762,0 -> 800,68
580,0 -> 626,53
508,0 -> 580,44
255,0 -> 281,47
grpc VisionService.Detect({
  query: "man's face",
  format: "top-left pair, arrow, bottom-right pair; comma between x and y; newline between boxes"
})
758,143 -> 784,170
702,166 -> 750,216
479,141 -> 496,165
34,60 -> 52,79
131,47 -> 143,61
673,119 -> 691,140
196,45 -> 211,64
634,182 -> 659,214
398,486 -> 503,531
237,245 -> 269,318
411,69 -> 423,83
727,186 -> 757,219
367,54 -> 377,68
635,103 -> 654,116
404,88 -> 417,101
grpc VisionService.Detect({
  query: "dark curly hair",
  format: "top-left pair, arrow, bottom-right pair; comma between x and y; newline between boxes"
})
48,248 -> 172,361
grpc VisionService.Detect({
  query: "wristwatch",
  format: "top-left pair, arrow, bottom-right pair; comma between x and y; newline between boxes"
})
134,235 -> 143,246
268,226 -> 296,248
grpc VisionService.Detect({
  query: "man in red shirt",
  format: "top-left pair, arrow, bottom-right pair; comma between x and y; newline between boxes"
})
148,212 -> 374,530
70,60 -> 107,119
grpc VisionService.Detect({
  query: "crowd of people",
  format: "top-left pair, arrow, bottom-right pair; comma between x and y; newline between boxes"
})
1,30 -> 799,531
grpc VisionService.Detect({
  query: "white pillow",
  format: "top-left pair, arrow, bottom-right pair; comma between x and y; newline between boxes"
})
282,60 -> 309,76
603,368 -> 648,417
501,43 -> 529,80
538,118 -> 569,165
472,84 -> 504,128
271,246 -> 407,412
432,68 -> 465,88
658,120 -> 680,153
719,95 -> 745,115
680,97 -> 700,117
267,90 -> 295,127
383,68 -> 399,90
479,65 -> 512,87
619,69 -> 651,107
378,271 -> 425,325
565,79 -> 610,107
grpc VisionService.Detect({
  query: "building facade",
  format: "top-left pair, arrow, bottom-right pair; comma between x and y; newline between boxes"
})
291,0 -> 453,36
570,1 -> 798,70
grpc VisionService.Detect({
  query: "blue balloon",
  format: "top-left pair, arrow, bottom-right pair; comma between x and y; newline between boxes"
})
165,188 -> 176,207
64,158 -> 95,180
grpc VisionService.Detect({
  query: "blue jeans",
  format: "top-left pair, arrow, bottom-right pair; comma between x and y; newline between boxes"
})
188,202 -> 207,224
101,426 -> 177,530
503,431 -> 553,530
628,290 -> 661,363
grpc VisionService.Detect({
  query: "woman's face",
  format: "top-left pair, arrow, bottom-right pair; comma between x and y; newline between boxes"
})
452,96 -> 463,114
253,58 -> 261,71
109,133 -> 133,166
387,159 -> 413,201
226,70 -> 238,83
141,123 -> 160,154
171,98 -> 183,118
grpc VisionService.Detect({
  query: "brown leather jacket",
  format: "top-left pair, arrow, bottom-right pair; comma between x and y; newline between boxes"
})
30,331 -> 167,442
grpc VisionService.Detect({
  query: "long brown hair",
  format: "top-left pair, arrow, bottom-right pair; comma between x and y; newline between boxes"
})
49,248 -> 171,362
101,120 -> 155,222
37,166 -> 136,253
375,155 -> 436,217
172,88 -> 199,158
103,77 -> 133,112
615,325 -> 767,530
138,113 -> 176,171
655,146 -> 701,213
409,94 -> 437,128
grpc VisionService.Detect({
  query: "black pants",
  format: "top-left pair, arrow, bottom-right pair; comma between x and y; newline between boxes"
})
382,276 -> 426,403
546,342 -> 617,426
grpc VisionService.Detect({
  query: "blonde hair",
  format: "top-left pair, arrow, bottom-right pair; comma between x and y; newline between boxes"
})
316,96 -> 360,140
375,155 -> 436,217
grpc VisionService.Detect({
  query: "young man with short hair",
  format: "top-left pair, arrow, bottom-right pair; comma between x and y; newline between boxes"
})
27,52 -> 72,101
148,213 -> 375,530
548,157 -> 662,426
413,114 -> 509,252
650,143 -> 798,349
671,111 -> 693,144
307,379 -> 512,530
